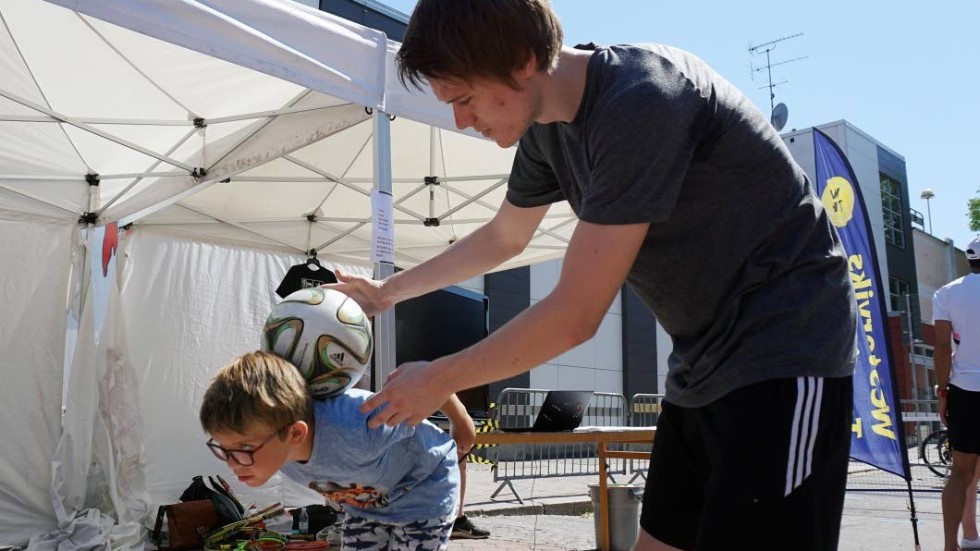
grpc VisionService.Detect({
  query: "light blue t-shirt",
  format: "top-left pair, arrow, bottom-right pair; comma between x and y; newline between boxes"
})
279,389 -> 460,523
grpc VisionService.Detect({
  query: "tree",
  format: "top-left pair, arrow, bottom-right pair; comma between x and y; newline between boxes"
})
971,187 -> 980,233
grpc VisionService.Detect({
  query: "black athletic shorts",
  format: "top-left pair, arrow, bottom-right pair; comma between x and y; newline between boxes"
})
641,375 -> 852,551
947,385 -> 980,455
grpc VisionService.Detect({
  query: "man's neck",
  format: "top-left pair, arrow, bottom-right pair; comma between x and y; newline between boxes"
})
533,46 -> 593,124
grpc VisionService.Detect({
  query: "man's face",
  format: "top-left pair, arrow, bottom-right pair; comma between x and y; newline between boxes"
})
430,75 -> 537,148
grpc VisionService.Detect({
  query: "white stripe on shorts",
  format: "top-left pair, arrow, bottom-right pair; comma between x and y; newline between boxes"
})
785,376 -> 824,496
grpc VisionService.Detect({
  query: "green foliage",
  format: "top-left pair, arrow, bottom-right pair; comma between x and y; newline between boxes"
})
970,188 -> 980,233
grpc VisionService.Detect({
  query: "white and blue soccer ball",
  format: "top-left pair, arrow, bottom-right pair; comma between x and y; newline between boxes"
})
261,288 -> 372,398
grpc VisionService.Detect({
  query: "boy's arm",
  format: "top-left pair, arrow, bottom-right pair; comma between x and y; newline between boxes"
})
440,393 -> 475,456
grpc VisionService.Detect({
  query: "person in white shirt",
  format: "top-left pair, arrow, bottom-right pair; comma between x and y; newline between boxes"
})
934,236 -> 980,551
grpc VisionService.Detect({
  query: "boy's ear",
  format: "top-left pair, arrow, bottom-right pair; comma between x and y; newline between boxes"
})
286,420 -> 309,444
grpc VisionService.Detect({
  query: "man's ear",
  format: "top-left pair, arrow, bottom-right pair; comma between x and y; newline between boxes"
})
517,53 -> 538,79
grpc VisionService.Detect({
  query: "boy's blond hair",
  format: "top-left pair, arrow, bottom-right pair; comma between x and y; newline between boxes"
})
200,350 -> 313,435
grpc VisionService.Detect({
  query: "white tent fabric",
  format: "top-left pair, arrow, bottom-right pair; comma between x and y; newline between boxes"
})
0,0 -> 578,545
3,0 -> 576,269
0,212 -> 75,545
118,227 -> 370,510
2,0 -> 371,226
139,115 -> 575,271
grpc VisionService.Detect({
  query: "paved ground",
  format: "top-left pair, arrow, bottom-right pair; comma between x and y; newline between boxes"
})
453,462 -> 948,550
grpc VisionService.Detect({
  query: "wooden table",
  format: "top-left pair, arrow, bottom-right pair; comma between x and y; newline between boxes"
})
475,428 -> 655,551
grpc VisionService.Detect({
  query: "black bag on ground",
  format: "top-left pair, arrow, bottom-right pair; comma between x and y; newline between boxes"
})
177,475 -> 244,526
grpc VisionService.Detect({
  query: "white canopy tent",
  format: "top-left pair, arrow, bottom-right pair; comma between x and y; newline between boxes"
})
0,0 -> 577,547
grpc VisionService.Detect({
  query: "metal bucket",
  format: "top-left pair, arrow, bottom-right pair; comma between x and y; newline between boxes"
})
588,483 -> 643,551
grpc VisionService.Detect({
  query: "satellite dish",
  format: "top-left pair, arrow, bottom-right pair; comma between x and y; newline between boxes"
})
771,102 -> 789,131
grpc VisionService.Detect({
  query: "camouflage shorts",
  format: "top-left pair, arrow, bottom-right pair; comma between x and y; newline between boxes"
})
342,512 -> 454,551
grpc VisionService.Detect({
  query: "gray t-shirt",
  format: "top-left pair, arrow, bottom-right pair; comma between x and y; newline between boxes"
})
508,44 -> 856,407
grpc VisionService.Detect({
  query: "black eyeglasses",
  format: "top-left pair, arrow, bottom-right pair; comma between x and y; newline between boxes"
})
206,428 -> 285,466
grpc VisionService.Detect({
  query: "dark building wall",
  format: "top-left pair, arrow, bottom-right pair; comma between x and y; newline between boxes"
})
621,286 -> 659,396
877,146 -> 921,338
484,267 -> 531,400
320,0 -> 408,40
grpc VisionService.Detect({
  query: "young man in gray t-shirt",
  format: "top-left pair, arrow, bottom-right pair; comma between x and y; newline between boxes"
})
331,1 -> 857,549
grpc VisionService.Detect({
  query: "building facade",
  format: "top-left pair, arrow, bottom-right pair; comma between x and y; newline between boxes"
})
314,1 -> 969,409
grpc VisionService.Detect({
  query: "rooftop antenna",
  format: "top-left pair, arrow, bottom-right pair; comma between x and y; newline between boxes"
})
749,33 -> 807,128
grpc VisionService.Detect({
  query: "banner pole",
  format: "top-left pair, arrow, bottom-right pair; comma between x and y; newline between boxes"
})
905,476 -> 921,550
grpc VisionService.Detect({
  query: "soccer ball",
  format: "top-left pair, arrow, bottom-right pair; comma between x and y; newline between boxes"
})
261,287 -> 373,398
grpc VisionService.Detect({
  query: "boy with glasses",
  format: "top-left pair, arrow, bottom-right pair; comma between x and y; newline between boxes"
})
199,351 -> 463,550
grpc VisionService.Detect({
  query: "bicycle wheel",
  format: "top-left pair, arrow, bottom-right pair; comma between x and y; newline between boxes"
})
921,430 -> 951,478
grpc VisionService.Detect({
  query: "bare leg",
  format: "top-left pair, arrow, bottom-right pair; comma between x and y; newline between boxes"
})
962,462 -> 980,542
457,453 -> 467,517
632,529 -> 687,551
945,451 -> 979,551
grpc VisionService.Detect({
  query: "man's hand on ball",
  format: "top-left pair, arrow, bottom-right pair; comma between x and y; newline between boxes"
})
361,361 -> 451,428
324,268 -> 391,316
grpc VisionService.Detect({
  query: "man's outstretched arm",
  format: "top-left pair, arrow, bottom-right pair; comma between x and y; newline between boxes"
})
360,218 -> 650,427
328,199 -> 549,315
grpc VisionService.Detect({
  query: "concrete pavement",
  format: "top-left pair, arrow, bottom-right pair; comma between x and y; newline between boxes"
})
457,462 -> 948,550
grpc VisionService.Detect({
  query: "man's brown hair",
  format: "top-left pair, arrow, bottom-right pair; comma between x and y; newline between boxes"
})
397,0 -> 564,90
200,351 -> 313,435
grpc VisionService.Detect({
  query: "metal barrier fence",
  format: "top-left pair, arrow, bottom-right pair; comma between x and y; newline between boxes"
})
625,393 -> 662,483
481,389 -> 953,500
487,388 -> 630,503
846,398 -> 948,493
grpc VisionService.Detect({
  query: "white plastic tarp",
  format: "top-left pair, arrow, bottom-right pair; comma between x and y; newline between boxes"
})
0,212 -> 75,545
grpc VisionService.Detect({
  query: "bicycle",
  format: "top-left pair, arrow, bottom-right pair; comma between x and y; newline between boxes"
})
920,428 -> 952,478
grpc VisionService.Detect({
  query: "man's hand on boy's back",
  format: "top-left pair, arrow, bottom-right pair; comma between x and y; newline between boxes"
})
361,360 -> 451,428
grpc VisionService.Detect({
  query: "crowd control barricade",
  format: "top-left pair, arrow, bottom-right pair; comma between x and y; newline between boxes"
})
487,388 -> 629,503
625,393 -> 661,483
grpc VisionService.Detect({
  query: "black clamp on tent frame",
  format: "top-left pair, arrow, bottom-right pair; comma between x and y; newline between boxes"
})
424,175 -> 440,226
192,167 -> 208,179
363,107 -> 396,121
79,173 -> 101,224
193,117 -> 207,129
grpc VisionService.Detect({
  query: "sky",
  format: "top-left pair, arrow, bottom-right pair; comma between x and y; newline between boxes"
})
379,0 -> 979,250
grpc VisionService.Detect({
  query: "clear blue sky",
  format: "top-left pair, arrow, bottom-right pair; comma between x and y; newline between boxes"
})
381,0 -> 978,250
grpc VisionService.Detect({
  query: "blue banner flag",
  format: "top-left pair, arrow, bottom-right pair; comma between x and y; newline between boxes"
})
812,129 -> 909,479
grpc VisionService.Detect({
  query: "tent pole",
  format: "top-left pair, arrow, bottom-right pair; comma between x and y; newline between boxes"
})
372,111 -> 395,392
78,175 -> 101,315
